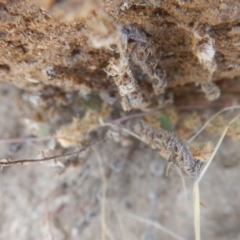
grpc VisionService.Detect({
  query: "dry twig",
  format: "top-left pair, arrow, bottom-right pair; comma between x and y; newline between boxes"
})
193,113 -> 240,240
125,212 -> 186,240
0,142 -> 99,167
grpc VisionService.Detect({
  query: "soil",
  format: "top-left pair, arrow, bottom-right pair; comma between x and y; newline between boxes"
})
0,1 -> 240,240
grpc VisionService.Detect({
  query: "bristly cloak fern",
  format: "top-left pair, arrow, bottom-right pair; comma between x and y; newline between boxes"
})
133,120 -> 204,178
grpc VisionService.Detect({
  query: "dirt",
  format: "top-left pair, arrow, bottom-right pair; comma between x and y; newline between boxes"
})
1,1 -> 240,92
0,83 -> 240,240
1,1 -> 240,240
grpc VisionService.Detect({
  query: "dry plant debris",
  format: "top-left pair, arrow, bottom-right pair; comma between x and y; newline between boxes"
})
87,10 -> 167,111
56,105 -> 110,148
207,115 -> 240,141
192,31 -> 220,101
105,23 -> 167,111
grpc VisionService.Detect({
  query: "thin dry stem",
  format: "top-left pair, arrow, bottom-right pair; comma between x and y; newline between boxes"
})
197,113 -> 240,183
125,212 -> 186,240
188,105 -> 240,143
92,147 -> 108,240
114,208 -> 126,240
193,183 -> 200,240
165,162 -> 172,177
109,107 -> 164,123
108,100 -> 232,124
0,142 -> 98,166
193,113 -> 240,240
174,165 -> 188,202
106,228 -> 115,240
0,151 -> 76,166
44,202 -> 53,240
0,135 -> 54,144
101,121 -> 143,141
